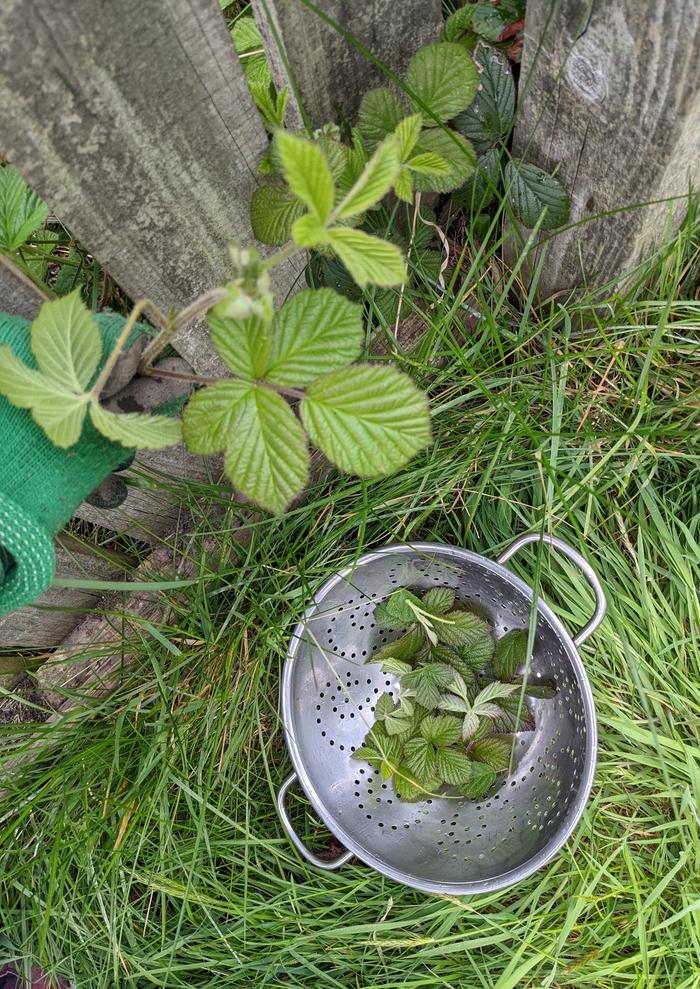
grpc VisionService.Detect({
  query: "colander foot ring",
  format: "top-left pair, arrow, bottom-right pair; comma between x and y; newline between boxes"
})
277,772 -> 354,871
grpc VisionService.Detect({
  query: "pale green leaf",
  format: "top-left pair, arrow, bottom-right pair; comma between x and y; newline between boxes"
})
209,312 -> 271,380
411,129 -> 475,193
300,364 -> 430,476
436,747 -> 473,786
422,587 -> 455,616
405,42 -> 479,123
493,629 -> 528,680
394,764 -> 440,802
453,44 -> 515,153
420,714 -> 461,747
31,291 -> 102,391
403,663 -> 455,710
250,184 -> 305,245
471,735 -> 513,773
394,169 -> 413,203
314,134 -> 348,181
0,344 -> 61,408
381,658 -> 413,677
376,588 -> 422,626
223,386 -> 309,514
265,288 -> 363,387
32,395 -> 88,448
292,214 -> 330,248
89,403 -> 182,450
182,380 -> 253,454
473,681 -> 519,709
406,152 -> 450,176
231,16 -> 262,53
336,129 -> 369,199
505,160 -> 570,229
0,165 -> 49,251
335,136 -> 401,219
461,711 -> 481,740
437,609 -> 491,650
394,114 -> 422,161
358,88 -> 405,150
326,228 -> 406,287
459,760 -> 496,799
404,736 -> 437,780
275,131 -> 334,222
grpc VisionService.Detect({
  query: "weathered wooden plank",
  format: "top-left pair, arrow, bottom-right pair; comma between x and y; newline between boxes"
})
513,0 -> 700,296
0,253 -> 47,319
0,0 -> 291,376
253,0 -> 444,128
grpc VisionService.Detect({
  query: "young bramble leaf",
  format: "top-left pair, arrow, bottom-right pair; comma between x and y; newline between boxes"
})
403,663 -> 455,709
250,184 -> 305,245
223,386 -> 309,514
437,609 -> 491,651
453,44 -> 515,153
459,760 -> 496,799
404,736 -> 437,780
336,129 -> 369,199
405,42 -> 479,123
0,345 -> 70,410
358,88 -> 405,150
422,587 -> 455,616
406,152 -> 450,176
0,165 -> 49,251
394,114 -> 423,161
436,747 -> 472,786
32,291 -> 102,392
373,623 -> 425,663
420,714 -> 462,747
335,136 -> 401,219
326,228 -> 407,287
505,160 -> 570,230
265,288 -> 363,387
374,692 -> 395,720
471,734 -> 514,773
209,313 -> 272,380
443,3 -> 477,43
381,658 -> 413,677
393,764 -> 440,802
472,680 -> 519,708
493,629 -> 528,680
314,133 -> 349,181
275,131 -> 334,222
461,711 -> 481,740
89,404 -> 182,449
377,589 -> 423,626
394,169 -> 414,203
471,4 -> 506,41
291,214 -> 330,248
300,364 -> 431,476
182,380 -> 252,455
411,129 -> 475,193
34,395 -> 88,448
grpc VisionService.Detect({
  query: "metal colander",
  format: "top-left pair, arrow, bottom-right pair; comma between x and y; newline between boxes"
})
277,533 -> 606,894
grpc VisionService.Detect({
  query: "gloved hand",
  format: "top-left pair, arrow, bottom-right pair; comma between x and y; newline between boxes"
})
0,309 -> 185,618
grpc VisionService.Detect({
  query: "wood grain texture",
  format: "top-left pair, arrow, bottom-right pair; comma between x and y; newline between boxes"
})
513,0 -> 700,296
253,0 -> 444,128
0,0 -> 277,375
0,254 -> 47,319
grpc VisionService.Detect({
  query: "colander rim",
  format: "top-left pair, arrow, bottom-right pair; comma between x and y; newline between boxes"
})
281,540 -> 597,895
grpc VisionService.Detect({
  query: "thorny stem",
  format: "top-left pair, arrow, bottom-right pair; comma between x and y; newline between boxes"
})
91,298 -> 154,400
138,287 -> 229,372
262,242 -> 304,270
143,366 -> 306,401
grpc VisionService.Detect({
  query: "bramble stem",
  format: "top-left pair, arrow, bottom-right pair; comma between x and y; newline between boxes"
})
139,287 -> 228,372
91,298 -> 155,400
262,242 -> 304,270
144,366 -> 305,400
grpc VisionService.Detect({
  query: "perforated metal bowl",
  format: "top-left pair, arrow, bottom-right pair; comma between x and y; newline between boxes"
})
277,533 -> 606,894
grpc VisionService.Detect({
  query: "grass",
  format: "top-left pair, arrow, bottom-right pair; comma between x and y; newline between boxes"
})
1,185 -> 700,987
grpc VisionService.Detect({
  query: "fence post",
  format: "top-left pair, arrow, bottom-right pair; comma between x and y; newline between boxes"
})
513,0 -> 700,295
0,0 -> 292,376
253,0 -> 444,128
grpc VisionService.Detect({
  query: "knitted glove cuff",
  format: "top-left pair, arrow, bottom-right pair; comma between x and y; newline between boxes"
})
0,490 -> 55,615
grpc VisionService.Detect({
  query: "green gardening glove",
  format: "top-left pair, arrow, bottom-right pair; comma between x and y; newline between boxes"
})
0,310 -> 149,618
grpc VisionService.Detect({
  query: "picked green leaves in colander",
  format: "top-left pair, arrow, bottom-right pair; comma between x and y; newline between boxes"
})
353,585 -> 556,801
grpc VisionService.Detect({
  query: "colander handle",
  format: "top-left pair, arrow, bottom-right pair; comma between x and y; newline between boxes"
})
496,533 -> 607,646
277,772 -> 354,871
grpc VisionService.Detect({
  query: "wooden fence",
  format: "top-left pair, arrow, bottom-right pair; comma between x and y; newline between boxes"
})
1,0 -> 698,675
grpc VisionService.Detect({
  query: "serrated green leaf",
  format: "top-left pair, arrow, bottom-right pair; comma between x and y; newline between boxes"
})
358,88 -> 405,150
437,609 -> 491,650
404,736 -> 437,780
493,629 -> 528,680
385,709 -> 414,736
374,692 -> 395,720
473,680 -> 520,707
381,658 -> 413,677
326,227 -> 406,287
292,214 -> 330,248
459,760 -> 496,799
250,184 -> 305,245
377,589 -> 422,626
420,714 -> 461,747
301,364 -> 430,476
405,42 -> 479,123
395,114 -> 422,161
374,601 -> 413,631
453,147 -> 502,212
492,693 -> 536,732
411,129 -> 475,193
335,136 -> 400,220
313,134 -> 348,182
209,313 -> 271,380
89,403 -> 182,450
276,131 -> 334,222
265,287 -> 362,387
505,160 -> 570,229
394,169 -> 414,203
471,734 -> 514,772
436,747 -> 473,786
0,165 -> 49,251
182,380 -> 253,455
223,386 -> 309,514
406,151 -> 450,177
33,395 -> 88,448
0,345 -> 65,409
444,3 -> 477,43
422,587 -> 455,616
32,292 -> 102,392
336,129 -> 369,199
471,4 -> 506,41
373,624 -> 425,663
393,764 -> 440,802
461,710 -> 481,740
453,44 -> 515,153
403,663 -> 455,710
231,16 -> 262,53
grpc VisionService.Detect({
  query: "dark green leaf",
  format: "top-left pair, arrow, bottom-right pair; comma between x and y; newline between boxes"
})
471,4 -> 506,41
411,129 -> 475,194
430,644 -> 476,682
493,629 -> 528,680
405,42 -> 479,123
453,44 -> 515,153
422,587 -> 455,616
444,4 -> 477,43
393,764 -> 440,802
436,747 -> 473,786
358,88 -> 406,151
453,147 -> 502,212
492,693 -> 536,732
505,160 -> 570,230
373,624 -> 425,663
459,760 -> 496,799
0,165 -> 49,252
470,734 -> 514,772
